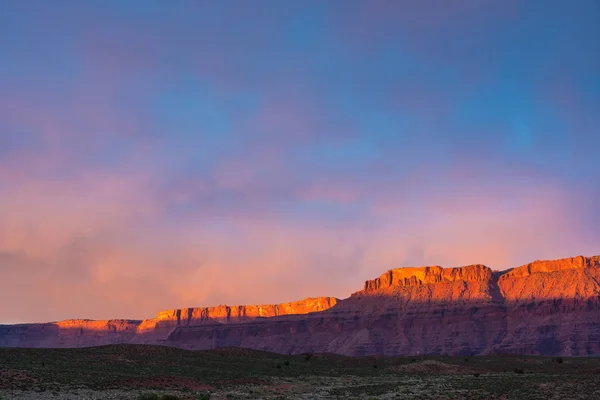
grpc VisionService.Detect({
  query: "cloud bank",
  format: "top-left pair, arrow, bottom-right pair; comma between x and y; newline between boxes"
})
0,0 -> 598,322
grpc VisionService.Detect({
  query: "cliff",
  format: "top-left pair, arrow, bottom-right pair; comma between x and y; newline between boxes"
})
347,264 -> 496,312
0,297 -> 338,347
137,297 -> 338,334
0,319 -> 141,348
361,264 -> 493,291
2,255 -> 600,356
498,255 -> 600,301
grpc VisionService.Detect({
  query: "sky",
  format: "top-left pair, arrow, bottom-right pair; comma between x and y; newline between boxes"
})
0,0 -> 599,323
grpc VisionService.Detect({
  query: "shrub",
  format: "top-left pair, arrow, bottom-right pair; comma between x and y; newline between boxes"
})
276,363 -> 282,369
554,357 -> 564,364
514,368 -> 525,374
197,393 -> 211,400
137,393 -> 159,400
284,360 -> 290,366
472,373 -> 481,377
160,395 -> 180,400
304,353 -> 313,361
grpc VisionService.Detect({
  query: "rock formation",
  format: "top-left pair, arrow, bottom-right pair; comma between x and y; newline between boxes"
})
0,297 -> 337,347
1,256 -> 600,356
136,297 -> 338,336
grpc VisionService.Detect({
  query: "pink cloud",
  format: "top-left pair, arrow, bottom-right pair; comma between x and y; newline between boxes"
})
1,106 -> 596,324
0,162 -> 596,323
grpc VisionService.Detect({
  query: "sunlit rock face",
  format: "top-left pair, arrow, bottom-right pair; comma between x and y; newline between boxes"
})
347,264 -> 497,312
136,297 -> 338,336
0,298 -> 338,347
498,255 -> 600,301
0,319 -> 141,348
1,256 -> 600,356
362,264 -> 493,291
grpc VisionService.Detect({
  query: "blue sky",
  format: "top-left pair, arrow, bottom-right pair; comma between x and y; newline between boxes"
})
0,0 -> 599,322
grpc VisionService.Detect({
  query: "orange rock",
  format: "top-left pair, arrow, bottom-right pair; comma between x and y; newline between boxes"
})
362,264 -> 493,292
137,297 -> 338,333
55,319 -> 139,332
498,256 -> 600,301
501,255 -> 600,278
2,255 -> 600,356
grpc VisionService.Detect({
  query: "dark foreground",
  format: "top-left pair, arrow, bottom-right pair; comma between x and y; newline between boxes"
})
1,345 -> 599,399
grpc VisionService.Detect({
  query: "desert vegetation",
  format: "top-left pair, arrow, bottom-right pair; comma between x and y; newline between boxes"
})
0,345 -> 599,399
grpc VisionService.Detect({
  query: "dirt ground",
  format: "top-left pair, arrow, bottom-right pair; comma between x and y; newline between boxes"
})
1,345 -> 599,399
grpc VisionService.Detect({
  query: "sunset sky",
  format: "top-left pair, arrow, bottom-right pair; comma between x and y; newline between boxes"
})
1,0 -> 599,323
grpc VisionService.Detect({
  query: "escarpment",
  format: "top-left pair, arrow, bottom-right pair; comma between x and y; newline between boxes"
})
0,298 -> 339,347
342,264 -> 497,313
498,255 -> 600,302
0,319 -> 142,348
361,264 -> 493,292
137,297 -> 338,333
2,255 -> 600,356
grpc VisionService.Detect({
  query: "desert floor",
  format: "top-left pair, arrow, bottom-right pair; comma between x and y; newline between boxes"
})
1,345 -> 599,399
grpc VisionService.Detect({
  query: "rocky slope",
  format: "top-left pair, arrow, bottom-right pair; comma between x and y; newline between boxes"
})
0,297 -> 337,348
1,256 -> 600,356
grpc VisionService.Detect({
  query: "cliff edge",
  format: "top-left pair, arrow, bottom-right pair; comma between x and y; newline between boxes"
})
2,255 -> 600,356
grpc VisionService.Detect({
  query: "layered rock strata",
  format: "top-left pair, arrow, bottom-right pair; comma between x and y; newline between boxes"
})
2,256 -> 600,356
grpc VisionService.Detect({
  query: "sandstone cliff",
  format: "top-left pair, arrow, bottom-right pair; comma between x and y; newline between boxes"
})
346,264 -> 497,313
0,319 -> 141,348
361,264 -> 493,292
136,297 -> 338,338
1,255 -> 600,356
498,255 -> 600,301
0,297 -> 337,347
165,255 -> 600,356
